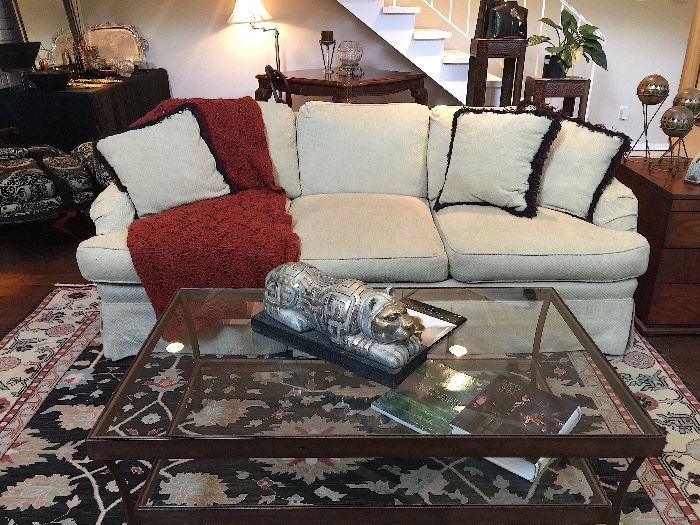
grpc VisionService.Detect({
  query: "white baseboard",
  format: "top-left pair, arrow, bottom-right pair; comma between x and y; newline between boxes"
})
632,142 -> 670,152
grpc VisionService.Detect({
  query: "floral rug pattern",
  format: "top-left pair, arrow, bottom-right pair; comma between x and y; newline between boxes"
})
0,286 -> 698,524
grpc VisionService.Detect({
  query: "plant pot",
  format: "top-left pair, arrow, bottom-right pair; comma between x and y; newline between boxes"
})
542,56 -> 566,79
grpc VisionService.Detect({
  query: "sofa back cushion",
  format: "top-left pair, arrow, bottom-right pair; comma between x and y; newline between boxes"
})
257,102 -> 302,198
427,105 -> 460,201
296,101 -> 430,197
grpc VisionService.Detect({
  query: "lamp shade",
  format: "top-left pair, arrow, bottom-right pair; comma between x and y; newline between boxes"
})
228,0 -> 272,24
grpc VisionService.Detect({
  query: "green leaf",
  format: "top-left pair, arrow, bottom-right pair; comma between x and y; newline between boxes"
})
527,35 -> 551,46
579,24 -> 599,35
539,17 -> 562,31
584,46 -> 608,69
560,9 -> 578,32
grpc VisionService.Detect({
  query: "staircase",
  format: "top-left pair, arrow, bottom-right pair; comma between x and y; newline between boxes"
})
337,0 -> 502,104
337,0 -> 603,112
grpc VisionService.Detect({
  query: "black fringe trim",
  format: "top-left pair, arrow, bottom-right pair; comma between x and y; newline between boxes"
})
517,102 -> 633,222
434,106 -> 561,219
93,103 -> 237,217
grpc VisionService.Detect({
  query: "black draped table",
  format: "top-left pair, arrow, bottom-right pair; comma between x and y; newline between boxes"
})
0,69 -> 171,152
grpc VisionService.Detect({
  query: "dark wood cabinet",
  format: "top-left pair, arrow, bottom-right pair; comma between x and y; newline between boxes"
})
616,159 -> 700,334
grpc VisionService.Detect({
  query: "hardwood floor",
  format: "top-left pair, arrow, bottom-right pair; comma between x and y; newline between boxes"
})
0,212 -> 92,334
0,213 -> 698,395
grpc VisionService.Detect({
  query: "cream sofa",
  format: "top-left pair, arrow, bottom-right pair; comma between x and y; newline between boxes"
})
76,101 -> 649,360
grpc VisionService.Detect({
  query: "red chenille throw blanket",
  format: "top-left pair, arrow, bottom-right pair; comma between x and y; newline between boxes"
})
126,97 -> 300,323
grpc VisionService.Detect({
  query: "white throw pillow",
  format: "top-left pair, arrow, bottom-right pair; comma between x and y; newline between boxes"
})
435,108 -> 560,218
96,106 -> 231,217
539,119 -> 631,220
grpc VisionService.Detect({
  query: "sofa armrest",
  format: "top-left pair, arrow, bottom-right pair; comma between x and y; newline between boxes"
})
91,183 -> 136,235
592,179 -> 638,232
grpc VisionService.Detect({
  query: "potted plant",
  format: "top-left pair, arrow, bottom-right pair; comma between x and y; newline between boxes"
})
527,9 -> 607,78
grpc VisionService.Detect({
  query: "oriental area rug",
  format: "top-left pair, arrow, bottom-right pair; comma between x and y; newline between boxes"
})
0,286 -> 698,525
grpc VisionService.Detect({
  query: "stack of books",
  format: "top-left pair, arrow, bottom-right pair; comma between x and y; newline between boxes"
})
371,361 -> 581,482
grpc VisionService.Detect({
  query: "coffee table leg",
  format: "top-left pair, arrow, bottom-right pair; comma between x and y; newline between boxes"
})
607,457 -> 644,525
106,460 -> 137,524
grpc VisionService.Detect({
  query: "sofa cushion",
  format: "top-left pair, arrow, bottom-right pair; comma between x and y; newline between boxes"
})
435,107 -> 560,218
427,105 -> 460,202
428,106 -> 522,202
435,205 -> 649,283
96,106 -> 231,217
296,102 -> 430,197
76,229 -> 140,284
291,193 -> 448,282
539,118 -> 631,220
257,102 -> 301,198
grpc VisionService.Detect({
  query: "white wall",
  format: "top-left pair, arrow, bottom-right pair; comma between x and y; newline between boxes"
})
79,0 -> 457,108
15,0 -> 694,145
567,0 -> 695,148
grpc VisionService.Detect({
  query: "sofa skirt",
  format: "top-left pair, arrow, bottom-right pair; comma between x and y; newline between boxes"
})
96,280 -> 636,361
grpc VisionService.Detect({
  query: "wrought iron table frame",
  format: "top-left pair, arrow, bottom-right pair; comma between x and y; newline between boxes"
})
87,287 -> 666,525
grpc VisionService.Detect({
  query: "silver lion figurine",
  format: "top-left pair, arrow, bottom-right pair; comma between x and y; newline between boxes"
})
263,262 -> 422,368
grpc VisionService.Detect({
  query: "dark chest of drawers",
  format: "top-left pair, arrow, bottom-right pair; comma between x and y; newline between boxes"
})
616,159 -> 700,335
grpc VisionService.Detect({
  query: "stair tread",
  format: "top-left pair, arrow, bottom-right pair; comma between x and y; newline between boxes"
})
382,5 -> 421,14
413,29 -> 452,40
443,50 -> 469,64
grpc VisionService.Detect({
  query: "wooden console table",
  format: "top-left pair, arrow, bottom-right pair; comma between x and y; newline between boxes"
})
616,158 -> 700,335
254,69 -> 428,105
523,76 -> 591,121
466,37 -> 526,107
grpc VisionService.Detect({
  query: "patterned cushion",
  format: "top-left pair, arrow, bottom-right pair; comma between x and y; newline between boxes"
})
72,142 -> 116,189
0,159 -> 55,204
44,155 -> 94,193
0,197 -> 62,218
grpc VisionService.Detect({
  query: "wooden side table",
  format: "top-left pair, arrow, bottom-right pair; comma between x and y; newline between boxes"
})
466,37 -> 526,107
616,159 -> 700,335
523,76 -> 591,121
254,69 -> 428,105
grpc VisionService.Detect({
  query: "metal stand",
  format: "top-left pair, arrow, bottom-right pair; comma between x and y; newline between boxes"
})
251,23 -> 280,73
626,97 -> 668,164
651,136 -> 690,173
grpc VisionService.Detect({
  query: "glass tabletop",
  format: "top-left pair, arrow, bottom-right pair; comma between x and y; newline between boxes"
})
90,287 -> 662,445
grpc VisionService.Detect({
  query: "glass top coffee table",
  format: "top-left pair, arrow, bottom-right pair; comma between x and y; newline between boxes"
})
87,287 -> 665,525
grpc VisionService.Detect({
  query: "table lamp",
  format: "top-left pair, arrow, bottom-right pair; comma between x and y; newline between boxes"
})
229,0 -> 281,72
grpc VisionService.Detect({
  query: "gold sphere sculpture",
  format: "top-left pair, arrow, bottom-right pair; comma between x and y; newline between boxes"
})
660,106 -> 695,137
637,74 -> 670,105
673,87 -> 700,117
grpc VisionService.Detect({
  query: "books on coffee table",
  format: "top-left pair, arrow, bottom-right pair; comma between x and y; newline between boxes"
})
450,375 -> 581,481
371,365 -> 580,482
371,360 -> 491,434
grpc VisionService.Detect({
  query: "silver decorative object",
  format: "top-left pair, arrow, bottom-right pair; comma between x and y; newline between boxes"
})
637,74 -> 670,105
337,40 -> 363,76
653,106 -> 695,173
660,105 -> 695,137
263,262 -> 421,369
50,23 -> 148,69
674,87 -> 700,123
627,74 -> 671,165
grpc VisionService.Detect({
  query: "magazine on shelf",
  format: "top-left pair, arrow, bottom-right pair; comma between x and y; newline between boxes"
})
450,375 -> 582,482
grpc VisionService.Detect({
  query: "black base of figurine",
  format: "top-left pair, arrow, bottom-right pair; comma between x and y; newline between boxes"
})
250,312 -> 427,388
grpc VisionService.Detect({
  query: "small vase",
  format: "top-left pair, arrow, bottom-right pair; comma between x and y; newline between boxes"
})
542,55 -> 566,79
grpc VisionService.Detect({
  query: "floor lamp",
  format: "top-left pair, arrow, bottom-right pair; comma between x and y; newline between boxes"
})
229,0 -> 281,72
